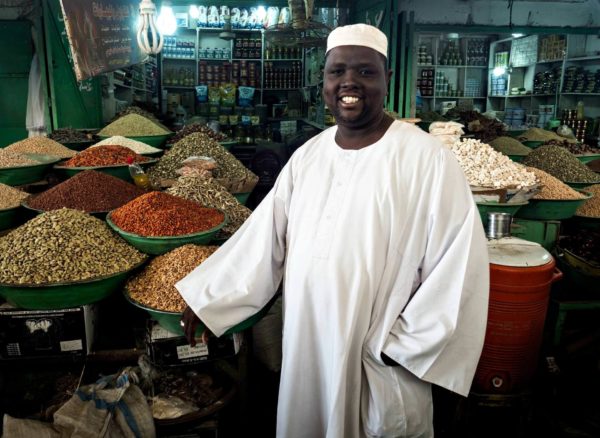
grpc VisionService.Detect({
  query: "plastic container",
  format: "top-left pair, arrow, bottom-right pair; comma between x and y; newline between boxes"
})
0,155 -> 62,186
521,140 -> 544,149
53,159 -> 158,183
515,192 -> 591,220
564,181 -> 600,190
575,154 -> 600,164
508,154 -> 526,163
233,192 -> 251,205
0,206 -> 24,231
127,157 -> 152,189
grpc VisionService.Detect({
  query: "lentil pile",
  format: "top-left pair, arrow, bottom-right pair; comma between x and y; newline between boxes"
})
489,137 -> 532,155
5,137 -> 76,159
91,136 -> 162,154
49,127 -> 98,143
166,175 -> 252,238
560,230 -> 600,266
148,132 -> 255,184
169,123 -> 226,144
525,167 -> 587,200
126,244 -> 218,312
450,138 -> 537,189
575,184 -> 600,217
99,114 -> 171,137
0,150 -> 38,168
0,183 -> 29,209
522,145 -> 600,183
518,128 -> 577,144
110,191 -> 225,236
62,145 -> 149,167
0,208 -> 146,284
27,170 -> 146,213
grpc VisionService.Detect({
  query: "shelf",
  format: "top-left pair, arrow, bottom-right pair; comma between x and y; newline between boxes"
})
301,118 -> 326,130
232,58 -> 262,61
263,88 -> 302,91
436,96 -> 487,99
163,57 -> 196,61
266,59 -> 303,62
163,85 -> 195,89
536,59 -> 565,64
561,92 -> 600,96
507,95 -> 534,98
417,64 -> 487,68
198,58 -> 230,61
197,27 -> 262,32
566,55 -> 600,62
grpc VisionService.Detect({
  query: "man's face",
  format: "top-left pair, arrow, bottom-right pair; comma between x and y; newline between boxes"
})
323,46 -> 391,128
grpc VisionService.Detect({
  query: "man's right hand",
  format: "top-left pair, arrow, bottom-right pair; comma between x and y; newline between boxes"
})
181,306 -> 214,347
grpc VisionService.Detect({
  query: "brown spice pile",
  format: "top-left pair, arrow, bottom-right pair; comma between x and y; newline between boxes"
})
526,167 -> 587,200
63,145 -> 149,167
575,184 -> 600,218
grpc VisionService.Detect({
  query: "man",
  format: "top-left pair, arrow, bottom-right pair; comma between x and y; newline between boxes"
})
177,23 -> 489,438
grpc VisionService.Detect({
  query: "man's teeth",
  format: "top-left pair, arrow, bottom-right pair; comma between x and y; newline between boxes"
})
341,96 -> 359,104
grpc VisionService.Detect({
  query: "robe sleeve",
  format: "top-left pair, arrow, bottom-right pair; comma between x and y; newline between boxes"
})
175,160 -> 293,337
381,148 -> 490,396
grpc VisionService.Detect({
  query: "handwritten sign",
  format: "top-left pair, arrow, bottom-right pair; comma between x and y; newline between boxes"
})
59,0 -> 146,81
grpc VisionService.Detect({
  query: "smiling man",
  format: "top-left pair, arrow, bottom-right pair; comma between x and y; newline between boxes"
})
177,24 -> 489,438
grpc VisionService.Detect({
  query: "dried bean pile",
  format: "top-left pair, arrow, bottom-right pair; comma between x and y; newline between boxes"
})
27,170 -> 146,213
49,128 -> 98,143
0,183 -> 29,209
575,184 -> 600,217
111,191 -> 225,236
148,132 -> 254,184
126,244 -> 218,312
167,175 -> 251,238
489,137 -> 532,155
62,145 -> 149,167
169,123 -> 226,144
0,208 -> 146,284
526,167 -> 587,200
0,150 -> 38,168
587,158 -> 600,172
153,369 -> 224,410
99,114 -> 171,136
5,137 -> 76,159
91,136 -> 162,154
560,230 -> 600,266
522,145 -> 600,183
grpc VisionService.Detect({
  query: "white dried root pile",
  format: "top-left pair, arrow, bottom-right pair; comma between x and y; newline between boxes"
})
451,138 -> 537,189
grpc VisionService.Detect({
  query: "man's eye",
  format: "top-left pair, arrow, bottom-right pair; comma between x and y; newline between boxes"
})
360,69 -> 374,76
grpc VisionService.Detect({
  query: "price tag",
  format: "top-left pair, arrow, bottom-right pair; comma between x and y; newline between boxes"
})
176,343 -> 208,359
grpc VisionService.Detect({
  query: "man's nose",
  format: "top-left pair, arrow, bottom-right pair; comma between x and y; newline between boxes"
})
340,70 -> 359,87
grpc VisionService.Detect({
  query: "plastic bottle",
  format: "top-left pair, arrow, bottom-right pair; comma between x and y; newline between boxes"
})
127,157 -> 151,190
576,101 -> 585,120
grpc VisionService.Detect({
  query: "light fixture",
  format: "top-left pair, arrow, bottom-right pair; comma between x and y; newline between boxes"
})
157,3 -> 177,36
257,6 -> 267,22
492,66 -> 507,77
137,0 -> 164,54
511,33 -> 524,38
189,5 -> 199,19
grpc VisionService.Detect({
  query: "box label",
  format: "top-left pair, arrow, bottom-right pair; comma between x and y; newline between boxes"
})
176,343 -> 208,360
60,339 -> 83,352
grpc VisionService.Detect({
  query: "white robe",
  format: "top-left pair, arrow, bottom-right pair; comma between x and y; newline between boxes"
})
177,121 -> 490,438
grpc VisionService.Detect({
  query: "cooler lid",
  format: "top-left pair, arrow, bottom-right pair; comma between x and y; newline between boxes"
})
487,237 -> 553,267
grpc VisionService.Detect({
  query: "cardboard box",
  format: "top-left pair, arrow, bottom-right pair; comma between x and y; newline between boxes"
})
146,322 -> 243,367
0,304 -> 98,361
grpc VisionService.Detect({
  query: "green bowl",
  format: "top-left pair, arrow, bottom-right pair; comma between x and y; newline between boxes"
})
61,140 -> 95,151
508,154 -> 526,163
234,192 -> 251,205
141,150 -> 163,158
106,211 -> 227,255
554,252 -> 598,294
219,140 -> 237,151
20,199 -> 108,220
0,205 -> 23,231
521,140 -> 545,149
124,289 -> 278,336
0,259 -> 147,310
98,134 -> 173,148
0,154 -> 62,186
477,201 -> 528,227
53,158 -> 158,183
565,180 -> 600,190
515,191 -> 592,220
569,215 -> 600,230
507,130 -> 527,138
575,154 -> 600,164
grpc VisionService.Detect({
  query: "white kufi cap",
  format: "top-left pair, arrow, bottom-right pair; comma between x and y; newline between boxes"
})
326,24 -> 388,58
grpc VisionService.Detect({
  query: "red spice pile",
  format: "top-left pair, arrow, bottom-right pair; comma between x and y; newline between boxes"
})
110,191 -> 225,236
62,145 -> 149,167
27,170 -> 147,213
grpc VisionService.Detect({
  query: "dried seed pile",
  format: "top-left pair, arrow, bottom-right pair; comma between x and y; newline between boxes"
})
0,150 -> 38,168
91,136 -> 162,154
0,208 -> 146,284
49,128 -> 98,143
99,114 -> 171,136
575,184 -> 600,217
27,170 -> 146,213
5,137 -> 76,159
525,167 -> 587,200
148,132 -> 254,184
522,145 -> 600,183
489,137 -> 532,155
0,183 -> 29,209
62,145 -> 149,167
126,244 -> 218,312
167,175 -> 251,238
450,138 -> 537,189
169,123 -> 226,144
112,106 -> 168,131
518,128 -> 576,143
543,140 -> 600,155
560,230 -> 600,265
111,191 -> 225,236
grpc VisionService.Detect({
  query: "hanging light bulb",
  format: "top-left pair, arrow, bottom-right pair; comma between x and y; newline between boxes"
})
157,4 -> 177,36
137,0 -> 163,54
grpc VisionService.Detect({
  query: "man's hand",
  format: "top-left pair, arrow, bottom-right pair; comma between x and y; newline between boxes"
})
181,306 -> 214,347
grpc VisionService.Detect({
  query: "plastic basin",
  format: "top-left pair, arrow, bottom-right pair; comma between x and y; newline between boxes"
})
219,140 -> 237,151
98,134 -> 173,148
569,215 -> 600,231
521,141 -> 545,149
508,154 -> 526,163
53,158 -> 158,183
61,140 -> 95,151
565,181 -> 600,190
20,200 -> 109,220
234,192 -> 251,205
575,154 -> 600,164
477,201 -> 529,227
515,191 -> 592,220
0,206 -> 23,231
0,154 -> 62,186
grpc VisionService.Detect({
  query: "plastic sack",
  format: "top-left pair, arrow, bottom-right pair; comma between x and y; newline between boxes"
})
195,85 -> 208,103
176,156 -> 217,177
220,83 -> 237,107
238,86 -> 255,107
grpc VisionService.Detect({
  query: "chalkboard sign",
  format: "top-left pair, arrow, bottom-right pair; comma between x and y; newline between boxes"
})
59,0 -> 146,81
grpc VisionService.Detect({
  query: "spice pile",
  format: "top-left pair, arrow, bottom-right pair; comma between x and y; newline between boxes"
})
99,114 -> 171,137
575,184 -> 600,217
0,183 -> 29,209
27,170 -> 146,213
91,136 -> 162,154
522,145 -> 600,183
169,123 -> 227,144
0,150 -> 38,168
450,138 -> 537,189
111,106 -> 167,128
547,140 -> 600,155
560,230 -> 600,266
48,128 -> 98,144
587,158 -> 600,172
0,208 -> 146,284
526,167 -> 587,200
111,191 -> 225,236
152,369 -> 225,413
489,137 -> 532,156
167,175 -> 252,238
5,137 -> 76,159
126,244 -> 218,312
448,110 -> 505,143
62,145 -> 149,167
518,127 -> 577,144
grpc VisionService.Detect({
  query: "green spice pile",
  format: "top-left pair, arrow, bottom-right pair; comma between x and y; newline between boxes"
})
112,106 -> 169,130
0,208 -> 146,284
126,244 -> 218,312
0,150 -> 38,168
522,145 -> 600,183
0,183 -> 29,209
489,137 -> 532,156
525,167 -> 587,200
575,184 -> 600,217
148,132 -> 255,185
63,145 -> 149,167
5,137 -> 76,159
99,113 -> 171,137
167,175 -> 252,238
169,123 -> 227,144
